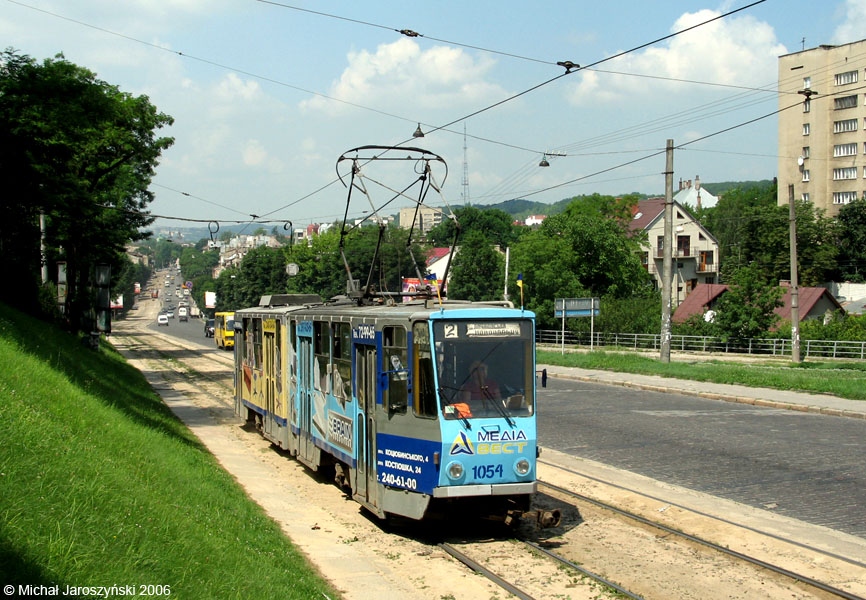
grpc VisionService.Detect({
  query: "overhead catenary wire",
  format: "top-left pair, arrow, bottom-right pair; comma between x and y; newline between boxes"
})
11,0 -> 779,224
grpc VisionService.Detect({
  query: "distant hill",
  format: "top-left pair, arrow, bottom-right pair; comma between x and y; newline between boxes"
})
476,181 -> 774,220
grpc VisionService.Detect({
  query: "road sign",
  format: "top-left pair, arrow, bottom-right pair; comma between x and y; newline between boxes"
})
554,297 -> 599,318
185,281 -> 193,289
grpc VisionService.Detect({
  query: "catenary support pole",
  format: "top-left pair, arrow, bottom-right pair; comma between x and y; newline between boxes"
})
660,140 -> 674,363
788,184 -> 801,363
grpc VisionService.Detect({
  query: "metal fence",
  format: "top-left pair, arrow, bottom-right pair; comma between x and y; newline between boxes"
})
536,330 -> 866,360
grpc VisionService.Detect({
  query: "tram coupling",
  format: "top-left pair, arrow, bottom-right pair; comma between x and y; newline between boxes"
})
506,508 -> 562,529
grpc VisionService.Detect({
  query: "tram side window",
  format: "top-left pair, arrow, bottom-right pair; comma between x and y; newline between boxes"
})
313,321 -> 329,393
383,326 -> 408,414
412,322 -> 437,418
243,318 -> 254,366
289,321 -> 297,384
253,319 -> 262,369
332,322 -> 352,401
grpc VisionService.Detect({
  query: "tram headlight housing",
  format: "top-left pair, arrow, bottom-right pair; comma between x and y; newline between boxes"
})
446,461 -> 464,481
514,458 -> 531,476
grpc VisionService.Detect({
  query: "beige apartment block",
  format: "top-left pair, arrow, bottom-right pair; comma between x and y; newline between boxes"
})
778,39 -> 866,216
398,206 -> 443,235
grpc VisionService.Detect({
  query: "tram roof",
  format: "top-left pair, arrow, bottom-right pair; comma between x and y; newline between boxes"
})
233,295 -> 533,321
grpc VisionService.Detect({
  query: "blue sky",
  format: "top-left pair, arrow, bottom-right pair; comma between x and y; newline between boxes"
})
3,0 -> 865,229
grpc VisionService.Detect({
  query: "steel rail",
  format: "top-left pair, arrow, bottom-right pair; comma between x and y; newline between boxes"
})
538,459 -> 866,569
523,541 -> 643,600
538,479 -> 866,600
438,543 -> 534,600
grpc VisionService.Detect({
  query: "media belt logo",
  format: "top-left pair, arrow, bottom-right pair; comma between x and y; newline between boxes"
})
449,430 -> 528,456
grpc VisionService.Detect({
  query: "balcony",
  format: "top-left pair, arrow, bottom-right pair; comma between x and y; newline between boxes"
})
697,262 -> 717,273
655,249 -> 692,258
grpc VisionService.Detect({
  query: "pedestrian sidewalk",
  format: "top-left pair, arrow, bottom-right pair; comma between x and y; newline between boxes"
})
540,364 -> 866,420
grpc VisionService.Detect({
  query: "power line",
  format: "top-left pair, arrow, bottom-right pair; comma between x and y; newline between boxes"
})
255,0 -> 557,66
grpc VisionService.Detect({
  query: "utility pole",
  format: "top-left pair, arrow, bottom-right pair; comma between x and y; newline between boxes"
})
660,139 -> 674,363
788,184 -> 801,362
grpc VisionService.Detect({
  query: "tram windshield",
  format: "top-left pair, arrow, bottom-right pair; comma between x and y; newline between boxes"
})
433,320 -> 534,420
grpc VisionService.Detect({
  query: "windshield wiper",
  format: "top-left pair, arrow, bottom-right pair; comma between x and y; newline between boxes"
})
480,385 -> 515,427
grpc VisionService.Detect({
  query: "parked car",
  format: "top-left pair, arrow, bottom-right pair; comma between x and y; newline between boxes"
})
157,314 -> 169,326
204,318 -> 215,338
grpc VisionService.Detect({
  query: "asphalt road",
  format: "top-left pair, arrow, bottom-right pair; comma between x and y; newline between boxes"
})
537,376 -> 866,539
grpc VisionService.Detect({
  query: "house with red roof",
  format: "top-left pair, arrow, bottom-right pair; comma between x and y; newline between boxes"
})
673,282 -> 845,326
629,198 -> 719,305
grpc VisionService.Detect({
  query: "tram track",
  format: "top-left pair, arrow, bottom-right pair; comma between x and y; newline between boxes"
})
113,308 -> 866,599
536,467 -> 866,600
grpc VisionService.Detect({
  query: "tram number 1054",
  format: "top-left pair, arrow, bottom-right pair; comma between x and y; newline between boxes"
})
472,464 -> 504,479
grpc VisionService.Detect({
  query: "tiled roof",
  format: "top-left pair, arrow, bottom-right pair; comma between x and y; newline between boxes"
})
629,198 -> 665,233
673,283 -> 844,324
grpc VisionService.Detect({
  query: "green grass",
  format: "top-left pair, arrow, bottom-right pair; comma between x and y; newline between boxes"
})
537,350 -> 866,401
0,303 -> 338,599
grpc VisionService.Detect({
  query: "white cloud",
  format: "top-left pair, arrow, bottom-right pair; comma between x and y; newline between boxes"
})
300,38 -> 506,115
567,9 -> 787,106
832,0 -> 866,45
242,139 -> 268,166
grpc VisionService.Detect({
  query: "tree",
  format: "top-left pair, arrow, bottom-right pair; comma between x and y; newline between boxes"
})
0,50 -> 173,329
446,232 -> 504,301
712,263 -> 783,340
426,206 -> 519,249
703,182 -> 838,286
836,198 -> 866,282
510,209 -> 651,328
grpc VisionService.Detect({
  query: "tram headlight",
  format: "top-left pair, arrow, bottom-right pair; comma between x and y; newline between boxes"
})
446,461 -> 464,481
514,458 -> 531,476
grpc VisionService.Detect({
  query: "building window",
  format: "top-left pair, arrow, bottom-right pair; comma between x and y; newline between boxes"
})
801,192 -> 810,202
676,235 -> 690,257
802,146 -> 810,159
698,250 -> 714,272
803,76 -> 811,89
834,143 -> 857,157
834,167 -> 857,180
803,99 -> 810,112
833,191 -> 857,204
834,95 -> 857,109
834,118 -> 858,133
656,235 -> 664,257
802,123 -> 810,135
802,169 -> 810,182
835,70 -> 858,85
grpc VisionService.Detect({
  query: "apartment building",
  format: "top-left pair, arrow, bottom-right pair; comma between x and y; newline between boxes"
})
778,39 -> 866,216
398,206 -> 442,235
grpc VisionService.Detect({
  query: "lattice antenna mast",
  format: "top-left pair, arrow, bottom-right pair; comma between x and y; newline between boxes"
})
462,123 -> 470,206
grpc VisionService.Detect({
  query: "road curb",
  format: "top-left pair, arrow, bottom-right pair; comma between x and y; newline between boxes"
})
547,371 -> 866,421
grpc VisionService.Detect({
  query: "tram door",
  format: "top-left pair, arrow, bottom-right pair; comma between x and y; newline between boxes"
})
355,345 -> 378,504
263,320 -> 276,439
298,335 -> 314,460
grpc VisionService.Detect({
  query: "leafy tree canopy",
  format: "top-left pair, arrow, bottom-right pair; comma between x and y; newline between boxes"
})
446,232 -> 504,301
425,206 -> 518,248
712,263 -> 783,340
0,49 -> 173,328
836,198 -> 866,282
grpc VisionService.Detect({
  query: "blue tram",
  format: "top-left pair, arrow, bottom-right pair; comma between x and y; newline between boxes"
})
233,293 -> 549,523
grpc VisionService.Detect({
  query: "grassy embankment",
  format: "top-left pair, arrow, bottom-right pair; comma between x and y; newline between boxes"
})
0,304 -> 338,599
538,350 -> 866,401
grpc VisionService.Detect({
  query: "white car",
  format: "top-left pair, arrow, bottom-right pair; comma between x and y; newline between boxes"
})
167,310 -> 175,318
157,314 -> 169,326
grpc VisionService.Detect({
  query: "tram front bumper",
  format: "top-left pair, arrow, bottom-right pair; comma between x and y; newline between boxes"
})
432,482 -> 536,498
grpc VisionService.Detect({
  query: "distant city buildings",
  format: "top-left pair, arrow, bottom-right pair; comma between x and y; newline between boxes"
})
777,38 -> 866,216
